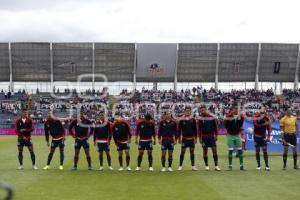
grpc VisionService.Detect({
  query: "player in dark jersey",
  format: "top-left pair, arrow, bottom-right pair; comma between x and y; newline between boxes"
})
112,114 -> 132,171
93,112 -> 113,171
224,105 -> 245,171
198,105 -> 220,171
253,109 -> 271,171
43,113 -> 66,170
15,110 -> 37,170
178,107 -> 198,171
69,112 -> 93,170
158,111 -> 177,172
135,114 -> 156,171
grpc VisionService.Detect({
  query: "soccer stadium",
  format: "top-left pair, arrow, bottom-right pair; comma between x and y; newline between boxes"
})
0,1 -> 300,200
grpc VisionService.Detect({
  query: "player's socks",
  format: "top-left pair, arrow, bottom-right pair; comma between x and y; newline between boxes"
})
212,148 -> 218,166
293,154 -> 298,169
86,156 -> 92,168
293,154 -> 297,165
148,154 -> 153,167
294,165 -> 299,170
228,165 -> 233,171
137,155 -> 143,167
74,156 -> 79,168
126,156 -> 130,167
237,150 -> 243,166
190,153 -> 195,167
107,155 -> 112,167
30,152 -> 36,166
283,154 -> 287,168
240,165 -> 246,171
118,156 -> 123,167
256,152 -> 260,167
18,152 -> 23,166
228,150 -> 233,166
168,157 -> 173,168
263,151 -> 269,167
99,155 -> 104,167
47,152 -> 54,165
179,154 -> 184,166
213,155 -> 218,166
203,156 -> 208,167
161,157 -> 166,168
60,152 -> 64,166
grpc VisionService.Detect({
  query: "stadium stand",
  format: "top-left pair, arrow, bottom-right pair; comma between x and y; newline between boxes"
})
0,42 -> 299,131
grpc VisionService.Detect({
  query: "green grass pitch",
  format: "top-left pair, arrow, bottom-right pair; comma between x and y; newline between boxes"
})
0,135 -> 299,200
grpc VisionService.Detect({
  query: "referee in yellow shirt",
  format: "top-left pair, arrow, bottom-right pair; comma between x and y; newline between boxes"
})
280,108 -> 298,170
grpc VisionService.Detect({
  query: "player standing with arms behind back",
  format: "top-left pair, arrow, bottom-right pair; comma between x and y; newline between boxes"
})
224,105 -> 245,171
280,108 -> 298,170
93,112 -> 113,171
177,107 -> 198,171
253,109 -> 271,171
135,114 -> 156,171
69,112 -> 93,170
112,113 -> 132,171
158,111 -> 177,172
43,113 -> 66,170
198,105 -> 220,171
15,110 -> 37,170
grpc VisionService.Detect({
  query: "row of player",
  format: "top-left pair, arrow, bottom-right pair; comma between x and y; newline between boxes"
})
15,105 -> 298,172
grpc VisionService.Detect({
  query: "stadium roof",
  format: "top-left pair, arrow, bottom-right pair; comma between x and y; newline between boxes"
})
0,43 -> 299,87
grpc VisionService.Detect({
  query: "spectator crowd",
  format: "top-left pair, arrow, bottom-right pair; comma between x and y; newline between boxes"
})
0,87 -> 299,127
